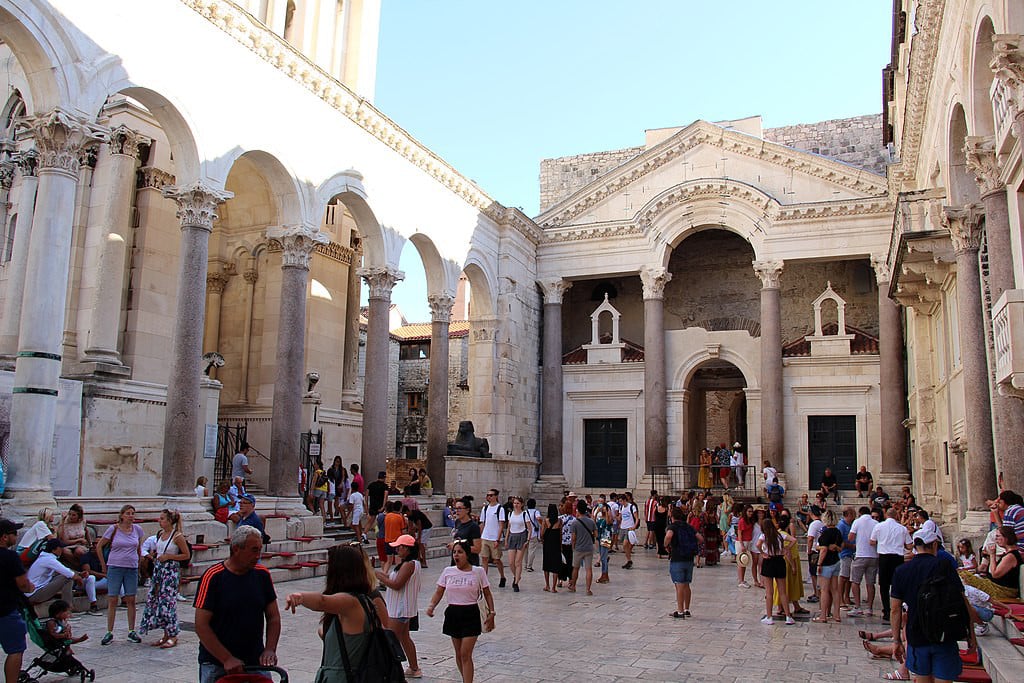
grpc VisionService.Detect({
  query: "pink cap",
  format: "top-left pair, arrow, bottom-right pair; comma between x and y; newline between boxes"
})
389,534 -> 416,548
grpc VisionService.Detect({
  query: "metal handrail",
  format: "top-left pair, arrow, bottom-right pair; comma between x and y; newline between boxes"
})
649,464 -> 758,499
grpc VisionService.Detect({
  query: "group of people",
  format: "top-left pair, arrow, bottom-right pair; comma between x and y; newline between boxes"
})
697,442 -> 747,490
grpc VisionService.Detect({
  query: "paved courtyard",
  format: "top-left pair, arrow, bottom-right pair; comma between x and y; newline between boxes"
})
34,548 -> 899,682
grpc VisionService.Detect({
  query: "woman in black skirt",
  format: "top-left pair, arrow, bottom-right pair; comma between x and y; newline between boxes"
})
755,516 -> 795,625
426,540 -> 495,682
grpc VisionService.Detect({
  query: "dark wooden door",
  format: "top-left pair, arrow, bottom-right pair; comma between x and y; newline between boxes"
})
584,419 -> 627,488
807,415 -> 857,490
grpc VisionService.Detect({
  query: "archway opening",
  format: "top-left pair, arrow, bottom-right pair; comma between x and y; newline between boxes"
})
686,359 -> 748,486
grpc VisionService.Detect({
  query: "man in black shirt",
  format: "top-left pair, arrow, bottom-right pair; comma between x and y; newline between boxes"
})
820,467 -> 840,503
450,497 -> 482,566
855,466 -> 873,498
366,471 -> 389,521
194,525 -> 280,683
0,518 -> 32,683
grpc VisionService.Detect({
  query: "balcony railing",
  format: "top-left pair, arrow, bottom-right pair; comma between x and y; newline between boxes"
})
991,77 -> 1013,147
993,289 -> 1024,399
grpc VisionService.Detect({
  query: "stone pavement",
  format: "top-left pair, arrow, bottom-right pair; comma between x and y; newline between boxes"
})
32,549 -> 903,682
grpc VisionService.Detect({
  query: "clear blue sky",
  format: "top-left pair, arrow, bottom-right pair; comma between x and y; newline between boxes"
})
373,1 -> 893,322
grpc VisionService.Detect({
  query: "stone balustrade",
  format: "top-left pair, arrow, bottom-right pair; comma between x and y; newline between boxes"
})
993,289 -> 1024,399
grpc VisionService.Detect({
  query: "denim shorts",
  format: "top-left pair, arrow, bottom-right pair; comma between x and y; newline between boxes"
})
905,642 -> 962,680
669,560 -> 694,584
818,562 -> 841,578
0,610 -> 26,654
106,565 -> 139,597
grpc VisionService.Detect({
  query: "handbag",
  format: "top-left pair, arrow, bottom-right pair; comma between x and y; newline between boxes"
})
475,567 -> 494,633
332,594 -> 407,683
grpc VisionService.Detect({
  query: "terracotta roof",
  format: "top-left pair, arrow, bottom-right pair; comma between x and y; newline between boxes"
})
782,322 -> 879,357
563,334 -> 645,364
391,320 -> 471,341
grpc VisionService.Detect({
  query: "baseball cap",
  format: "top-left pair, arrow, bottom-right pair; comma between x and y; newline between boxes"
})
912,528 -> 939,545
389,534 -> 416,548
240,494 -> 256,504
0,519 -> 22,535
733,442 -> 742,448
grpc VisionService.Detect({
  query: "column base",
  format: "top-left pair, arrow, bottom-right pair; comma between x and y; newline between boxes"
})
0,356 -> 14,372
66,360 -> 132,378
2,488 -> 58,521
958,510 -> 991,534
876,473 -> 912,492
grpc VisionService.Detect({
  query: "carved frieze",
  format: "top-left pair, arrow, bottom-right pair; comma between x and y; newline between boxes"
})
870,254 -> 892,285
162,183 -> 233,231
963,136 -> 1002,198
18,109 -> 108,177
639,266 -> 672,300
13,149 -> 38,178
752,260 -> 784,289
138,166 -> 176,190
991,35 -> 1024,131
358,266 -> 404,299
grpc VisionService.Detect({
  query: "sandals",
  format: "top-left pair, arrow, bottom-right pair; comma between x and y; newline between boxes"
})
882,671 -> 909,680
859,630 -> 876,641
810,617 -> 829,623
405,669 -> 423,679
159,637 -> 177,649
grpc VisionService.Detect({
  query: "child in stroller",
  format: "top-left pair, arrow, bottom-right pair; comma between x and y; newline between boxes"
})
18,600 -> 94,682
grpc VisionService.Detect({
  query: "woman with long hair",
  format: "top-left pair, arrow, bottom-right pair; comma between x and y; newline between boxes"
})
697,448 -> 714,490
736,505 -> 756,588
775,514 -> 807,616
504,497 -> 528,591
285,544 -> 391,682
812,509 -> 844,623
540,503 -> 563,592
96,504 -> 145,645
56,504 -> 89,564
375,534 -> 422,678
426,540 -> 495,683
139,509 -> 190,648
756,516 -> 795,625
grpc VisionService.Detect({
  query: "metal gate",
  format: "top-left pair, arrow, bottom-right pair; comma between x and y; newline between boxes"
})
300,429 -> 324,501
215,423 -> 248,485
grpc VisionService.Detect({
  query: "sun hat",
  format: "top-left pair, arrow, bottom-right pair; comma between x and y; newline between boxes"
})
737,550 -> 752,567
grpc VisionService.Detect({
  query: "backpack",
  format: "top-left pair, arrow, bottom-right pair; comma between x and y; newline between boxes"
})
314,469 -> 328,488
767,484 -> 784,503
673,523 -> 699,559
19,538 -> 48,568
914,563 -> 970,644
333,593 -> 407,682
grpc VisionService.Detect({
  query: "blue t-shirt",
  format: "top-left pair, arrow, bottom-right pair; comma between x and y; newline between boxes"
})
890,553 -> 964,647
838,519 -> 855,559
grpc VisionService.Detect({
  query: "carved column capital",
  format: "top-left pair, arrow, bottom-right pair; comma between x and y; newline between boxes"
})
107,124 -> 148,158
639,266 -> 672,300
267,225 -> 328,270
0,160 -> 15,190
427,293 -> 455,323
243,269 -> 258,285
162,183 -> 233,232
358,266 -> 404,299
964,136 -> 1003,198
13,149 -> 38,178
870,254 -> 892,285
18,108 -> 108,178
753,259 -> 785,289
942,204 -> 985,254
538,278 -> 572,304
206,272 -> 229,294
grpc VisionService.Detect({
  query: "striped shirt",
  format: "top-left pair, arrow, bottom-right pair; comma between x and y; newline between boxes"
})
1003,505 -> 1024,549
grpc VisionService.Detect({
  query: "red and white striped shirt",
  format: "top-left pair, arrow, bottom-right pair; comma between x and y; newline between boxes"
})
645,496 -> 658,523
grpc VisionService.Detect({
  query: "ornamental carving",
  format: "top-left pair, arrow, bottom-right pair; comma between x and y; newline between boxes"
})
942,205 -> 985,254
753,260 -> 784,289
14,149 -> 38,178
427,293 -> 455,323
991,35 -> 1024,122
964,136 -> 1003,197
206,272 -> 229,294
162,183 -> 233,232
358,266 -> 404,299
107,124 -> 148,158
538,278 -> 572,305
0,161 -> 14,190
267,225 -> 328,269
639,266 -> 672,300
243,269 -> 258,285
138,166 -> 176,189
18,109 -> 108,177
870,254 -> 892,285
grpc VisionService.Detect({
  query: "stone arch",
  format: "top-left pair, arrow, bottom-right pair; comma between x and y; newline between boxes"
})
0,3 -> 70,113
461,258 -> 496,320
678,357 -> 751,468
947,102 -> 979,205
970,15 -> 997,137
214,149 -> 305,229
0,90 -> 24,139
316,170 -> 390,267
407,232 -> 458,297
673,347 -> 759,392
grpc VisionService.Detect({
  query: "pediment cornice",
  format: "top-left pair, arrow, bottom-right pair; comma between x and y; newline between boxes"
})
537,120 -> 887,228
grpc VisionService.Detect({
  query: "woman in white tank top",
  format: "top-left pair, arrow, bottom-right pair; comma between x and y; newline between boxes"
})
375,534 -> 422,678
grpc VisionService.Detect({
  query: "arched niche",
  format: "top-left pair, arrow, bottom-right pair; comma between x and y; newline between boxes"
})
971,16 -> 996,137
947,103 -> 980,205
461,258 -> 496,320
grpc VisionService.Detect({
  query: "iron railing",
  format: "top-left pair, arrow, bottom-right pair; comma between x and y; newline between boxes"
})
649,464 -> 759,499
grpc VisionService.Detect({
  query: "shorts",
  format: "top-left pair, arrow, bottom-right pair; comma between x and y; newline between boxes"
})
107,565 -> 139,597
572,551 -> 594,570
384,544 -> 398,556
352,509 -> 363,525
646,521 -> 656,531
840,556 -> 853,579
506,531 -> 527,550
669,560 -> 694,584
905,642 -> 962,680
760,555 -> 787,579
480,539 -> 503,561
850,557 -> 878,584
0,610 -> 27,654
419,527 -> 432,546
818,562 -> 841,578
442,603 -> 482,639
313,489 -> 327,499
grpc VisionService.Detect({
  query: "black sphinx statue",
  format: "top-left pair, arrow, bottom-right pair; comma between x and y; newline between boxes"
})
447,421 -> 492,458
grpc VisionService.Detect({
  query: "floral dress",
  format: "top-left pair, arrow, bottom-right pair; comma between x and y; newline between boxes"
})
139,532 -> 181,637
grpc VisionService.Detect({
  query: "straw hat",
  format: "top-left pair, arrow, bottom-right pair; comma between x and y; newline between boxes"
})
737,550 -> 752,568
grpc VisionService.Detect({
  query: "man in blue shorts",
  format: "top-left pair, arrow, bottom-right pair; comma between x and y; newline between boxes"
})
0,518 -> 33,683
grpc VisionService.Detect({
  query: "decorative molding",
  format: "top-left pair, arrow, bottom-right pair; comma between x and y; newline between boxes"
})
0,160 -> 14,190
538,278 -> 572,305
639,266 -> 672,300
870,253 -> 891,285
138,166 -> 176,189
13,149 -> 38,178
18,108 -> 108,178
427,293 -> 455,323
162,183 -> 233,232
206,271 -> 229,294
358,266 -> 404,299
243,268 -> 258,284
267,224 -> 329,269
991,35 -> 1024,133
107,124 -> 148,158
542,221 -> 643,244
315,241 -> 353,265
963,136 -> 1002,198
752,260 -> 784,289
635,179 -> 778,230
942,204 -> 984,254
775,197 -> 892,221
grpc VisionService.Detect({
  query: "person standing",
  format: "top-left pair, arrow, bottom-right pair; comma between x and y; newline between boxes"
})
232,443 -> 253,485
619,492 -> 639,569
805,506 -> 824,603
643,490 -> 659,550
450,497 -> 482,567
194,526 -> 280,683
540,505 -> 563,593
406,505 -> 434,569
375,534 -> 423,679
365,471 -> 389,538
139,509 -> 190,648
736,505 -> 756,589
870,506 -> 913,624
0,519 -> 32,683
504,497 -> 529,591
847,505 -> 879,617
349,464 -> 365,504
812,510 -> 843,623
593,496 -> 612,584
761,461 -> 778,497
96,504 -> 145,645
665,506 -> 701,618
568,501 -> 597,596
731,443 -> 746,489
479,489 -> 508,587
653,497 -> 669,559
523,498 -> 542,573
837,506 -> 856,610
756,516 -> 795,625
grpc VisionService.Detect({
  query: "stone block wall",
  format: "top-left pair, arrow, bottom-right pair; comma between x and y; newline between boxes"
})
539,146 -> 643,212
763,114 -> 887,176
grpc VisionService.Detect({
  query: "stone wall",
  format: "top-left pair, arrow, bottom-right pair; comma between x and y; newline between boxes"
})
764,114 -> 887,176
539,146 -> 643,212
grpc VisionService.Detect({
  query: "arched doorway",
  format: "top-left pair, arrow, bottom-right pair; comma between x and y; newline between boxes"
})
686,359 -> 748,474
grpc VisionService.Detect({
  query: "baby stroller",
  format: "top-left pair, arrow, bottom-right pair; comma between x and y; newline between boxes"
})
702,521 -> 722,566
18,606 -> 94,683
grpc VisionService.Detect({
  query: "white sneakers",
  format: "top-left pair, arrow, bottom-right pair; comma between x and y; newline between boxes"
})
760,615 -> 774,625
738,581 -> 751,589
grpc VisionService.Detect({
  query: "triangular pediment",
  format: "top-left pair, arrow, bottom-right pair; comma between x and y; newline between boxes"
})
536,120 -> 888,229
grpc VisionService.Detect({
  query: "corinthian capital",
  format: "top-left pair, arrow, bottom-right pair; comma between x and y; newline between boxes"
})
870,254 -> 892,285
639,266 -> 672,300
107,124 -> 148,158
162,183 -> 233,232
268,225 -> 328,270
358,266 -> 404,299
942,204 -> 985,254
427,293 -> 455,323
18,109 -> 108,177
538,278 -> 572,305
753,260 -> 784,289
13,149 -> 38,178
206,272 -> 229,294
964,136 -> 1003,197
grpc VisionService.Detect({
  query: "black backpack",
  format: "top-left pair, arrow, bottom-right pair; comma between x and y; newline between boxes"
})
673,523 -> 699,559
333,593 -> 407,682
914,563 -> 969,644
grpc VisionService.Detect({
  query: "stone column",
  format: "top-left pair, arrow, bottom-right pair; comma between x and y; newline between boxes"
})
238,261 -> 257,403
81,125 -> 145,365
358,266 -> 404,479
943,205 -> 997,509
538,278 -> 571,477
640,266 -> 671,473
203,271 -> 229,355
268,226 -> 327,498
0,154 -> 15,240
6,110 -> 107,503
426,293 -> 454,492
159,183 -> 232,497
0,150 -> 38,365
753,260 -> 784,469
871,257 -> 909,483
965,136 -> 1024,493
341,236 -> 362,409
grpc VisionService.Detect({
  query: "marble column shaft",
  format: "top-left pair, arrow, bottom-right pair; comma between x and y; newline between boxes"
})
239,263 -> 257,403
268,227 -> 325,497
944,206 -> 996,509
641,266 -> 671,473
359,266 -> 403,480
539,279 -> 571,477
427,293 -> 454,492
160,184 -> 232,497
754,260 -> 784,470
8,110 -> 107,498
82,126 -> 144,364
876,269 -> 909,479
0,151 -> 38,362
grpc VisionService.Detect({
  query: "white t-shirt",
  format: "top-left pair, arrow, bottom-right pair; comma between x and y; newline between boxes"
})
870,518 -> 912,555
480,504 -> 507,541
763,466 -> 778,484
436,565 -> 489,606
749,523 -> 763,554
608,501 -> 621,524
349,491 -> 364,513
141,534 -> 159,556
807,519 -> 825,542
730,451 -> 744,467
756,530 -> 792,557
849,515 -> 879,558
527,508 -> 542,538
17,520 -> 52,550
25,552 -> 75,598
619,502 -> 638,530
507,510 -> 529,535
231,452 -> 249,479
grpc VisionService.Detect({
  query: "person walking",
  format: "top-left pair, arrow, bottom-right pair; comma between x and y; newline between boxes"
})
665,506 -> 701,618
619,492 -> 639,569
504,497 -> 529,591
870,506 -> 913,624
757,517 -> 795,625
375,534 -> 422,678
523,499 -> 542,573
138,509 -> 190,648
479,489 -> 508,587
96,504 -> 145,645
653,497 -> 669,558
736,505 -> 756,588
643,490 -> 659,550
450,497 -> 482,567
540,504 -> 563,593
568,501 -> 597,595
0,519 -> 32,683
426,540 -> 495,683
